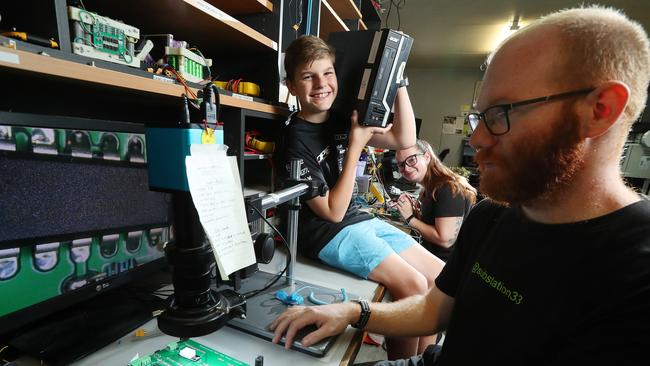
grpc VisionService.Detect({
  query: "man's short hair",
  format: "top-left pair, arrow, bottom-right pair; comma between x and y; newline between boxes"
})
509,6 -> 650,127
284,35 -> 336,82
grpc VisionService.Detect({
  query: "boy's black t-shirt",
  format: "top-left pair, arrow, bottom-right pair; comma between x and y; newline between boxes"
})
434,198 -> 650,365
419,184 -> 471,262
281,112 -> 371,258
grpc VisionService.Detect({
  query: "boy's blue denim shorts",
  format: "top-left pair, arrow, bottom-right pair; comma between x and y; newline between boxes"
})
318,218 -> 417,279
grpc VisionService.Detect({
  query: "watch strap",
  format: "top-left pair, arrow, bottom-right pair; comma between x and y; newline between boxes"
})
398,76 -> 409,88
351,299 -> 371,329
405,214 -> 415,225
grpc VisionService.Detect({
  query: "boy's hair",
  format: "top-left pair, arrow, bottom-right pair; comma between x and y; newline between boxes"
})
284,35 -> 336,82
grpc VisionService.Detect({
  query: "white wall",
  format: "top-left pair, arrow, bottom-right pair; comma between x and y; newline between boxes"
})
406,67 -> 484,166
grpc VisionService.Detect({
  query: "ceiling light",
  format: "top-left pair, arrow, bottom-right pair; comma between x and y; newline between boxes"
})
510,14 -> 521,30
490,15 -> 525,51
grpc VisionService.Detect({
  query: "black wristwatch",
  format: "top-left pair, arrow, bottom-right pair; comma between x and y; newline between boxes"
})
398,76 -> 409,88
351,299 -> 371,329
405,214 -> 415,226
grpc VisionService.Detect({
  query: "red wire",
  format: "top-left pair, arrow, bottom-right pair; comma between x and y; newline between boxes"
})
165,66 -> 198,100
229,78 -> 244,93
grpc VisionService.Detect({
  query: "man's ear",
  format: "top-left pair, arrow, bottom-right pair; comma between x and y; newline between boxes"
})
582,81 -> 629,138
285,79 -> 297,96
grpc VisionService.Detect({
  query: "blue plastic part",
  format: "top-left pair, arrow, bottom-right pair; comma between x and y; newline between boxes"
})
308,288 -> 348,305
144,127 -> 223,191
275,286 -> 348,306
275,290 -> 305,305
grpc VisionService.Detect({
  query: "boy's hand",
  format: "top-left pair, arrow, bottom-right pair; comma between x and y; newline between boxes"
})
348,110 -> 392,150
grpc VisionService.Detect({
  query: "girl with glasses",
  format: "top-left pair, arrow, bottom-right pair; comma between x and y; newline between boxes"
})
393,139 -> 477,261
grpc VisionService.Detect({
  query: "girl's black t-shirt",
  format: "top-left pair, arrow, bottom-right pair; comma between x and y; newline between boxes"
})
419,183 -> 471,261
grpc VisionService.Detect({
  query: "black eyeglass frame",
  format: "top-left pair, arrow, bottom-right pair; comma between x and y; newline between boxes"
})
466,88 -> 595,136
396,153 -> 425,170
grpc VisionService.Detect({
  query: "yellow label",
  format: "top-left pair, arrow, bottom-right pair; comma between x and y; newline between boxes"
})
202,128 -> 215,144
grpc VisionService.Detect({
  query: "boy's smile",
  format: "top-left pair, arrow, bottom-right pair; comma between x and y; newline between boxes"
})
287,57 -> 338,123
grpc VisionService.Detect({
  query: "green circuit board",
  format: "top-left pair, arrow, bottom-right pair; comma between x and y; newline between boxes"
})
128,339 -> 249,366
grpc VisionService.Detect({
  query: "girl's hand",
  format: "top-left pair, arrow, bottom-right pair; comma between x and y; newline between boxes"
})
395,193 -> 415,220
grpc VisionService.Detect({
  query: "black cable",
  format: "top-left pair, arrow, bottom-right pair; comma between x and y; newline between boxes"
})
297,0 -> 304,31
181,94 -> 191,125
242,202 -> 292,299
397,2 -> 401,30
289,0 -> 303,34
385,0 -> 407,31
210,83 -> 221,122
191,48 -> 211,79
385,1 -> 392,29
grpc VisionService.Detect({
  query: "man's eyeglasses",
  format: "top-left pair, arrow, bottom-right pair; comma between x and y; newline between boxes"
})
466,88 -> 595,136
396,153 -> 424,170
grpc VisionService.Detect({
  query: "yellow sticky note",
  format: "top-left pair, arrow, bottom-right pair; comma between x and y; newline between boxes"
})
202,128 -> 215,144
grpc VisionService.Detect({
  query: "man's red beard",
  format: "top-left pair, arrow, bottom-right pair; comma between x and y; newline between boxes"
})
475,104 -> 585,206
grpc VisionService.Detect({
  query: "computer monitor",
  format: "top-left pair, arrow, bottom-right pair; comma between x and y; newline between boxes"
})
380,150 -> 398,185
0,120 -> 172,339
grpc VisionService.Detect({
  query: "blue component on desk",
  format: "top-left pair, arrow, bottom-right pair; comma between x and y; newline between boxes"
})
275,287 -> 349,306
308,287 -> 348,305
145,127 -> 223,191
275,290 -> 304,305
223,273 -> 352,358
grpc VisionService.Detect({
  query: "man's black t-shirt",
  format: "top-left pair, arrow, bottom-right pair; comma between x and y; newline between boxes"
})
434,198 -> 650,365
419,184 -> 471,262
281,112 -> 371,258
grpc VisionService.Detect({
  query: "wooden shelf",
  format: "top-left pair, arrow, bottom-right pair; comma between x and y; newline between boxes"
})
83,0 -> 277,54
320,0 -> 349,41
360,0 -> 381,30
327,0 -> 362,20
206,0 -> 273,15
359,19 -> 368,30
0,48 -> 287,116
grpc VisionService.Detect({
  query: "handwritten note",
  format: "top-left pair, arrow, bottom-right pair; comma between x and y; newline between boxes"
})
185,144 -> 256,280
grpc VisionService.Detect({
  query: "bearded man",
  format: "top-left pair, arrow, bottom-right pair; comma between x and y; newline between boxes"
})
271,6 -> 650,365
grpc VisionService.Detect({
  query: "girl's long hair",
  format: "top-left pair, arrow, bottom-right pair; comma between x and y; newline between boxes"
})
415,139 -> 476,205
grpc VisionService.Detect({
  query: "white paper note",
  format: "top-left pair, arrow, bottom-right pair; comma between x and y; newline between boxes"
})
185,144 -> 256,280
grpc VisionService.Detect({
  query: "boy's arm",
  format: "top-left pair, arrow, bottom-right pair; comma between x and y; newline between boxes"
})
367,87 -> 417,149
305,144 -> 361,223
306,112 -> 392,223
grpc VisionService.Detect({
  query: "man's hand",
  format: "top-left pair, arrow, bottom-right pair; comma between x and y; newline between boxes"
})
348,110 -> 393,151
270,302 -> 358,348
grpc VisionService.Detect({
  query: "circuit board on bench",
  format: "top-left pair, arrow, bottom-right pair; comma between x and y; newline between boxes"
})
128,338 -> 249,366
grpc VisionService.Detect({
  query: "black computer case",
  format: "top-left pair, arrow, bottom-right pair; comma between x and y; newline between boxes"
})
329,29 -> 413,127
